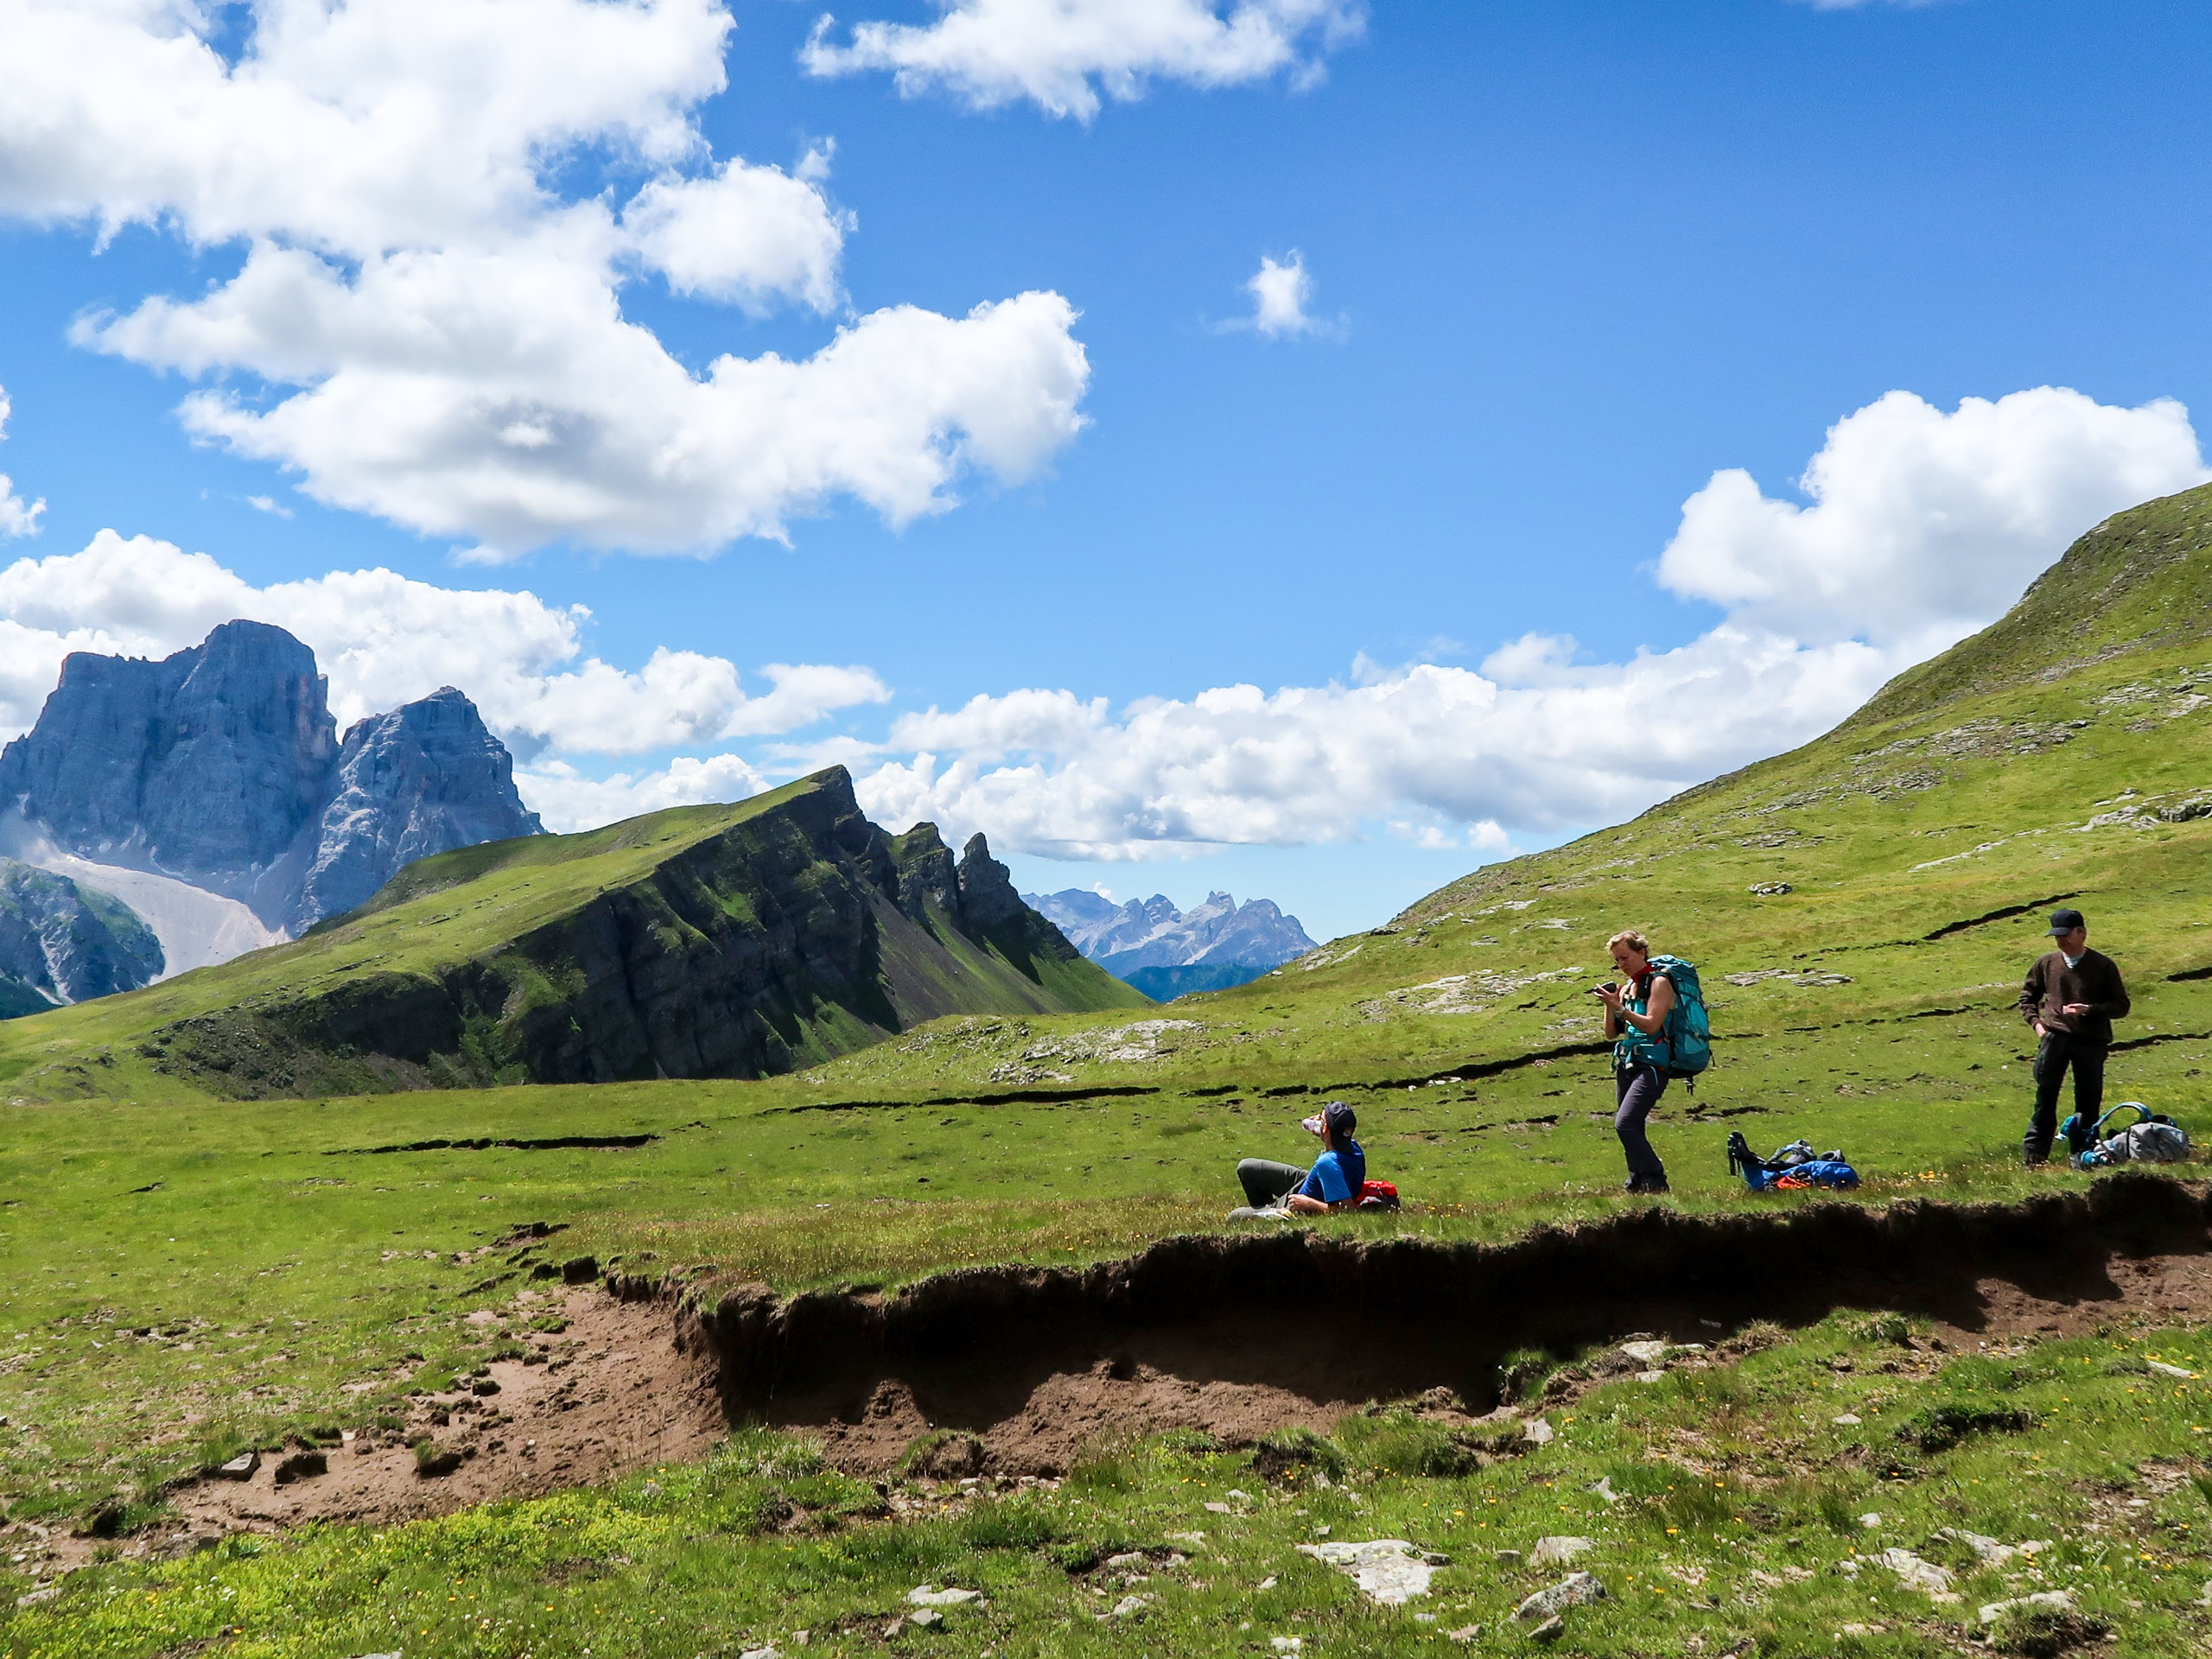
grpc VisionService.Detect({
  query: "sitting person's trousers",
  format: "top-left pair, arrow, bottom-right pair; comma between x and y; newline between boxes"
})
1234,1158 -> 1306,1215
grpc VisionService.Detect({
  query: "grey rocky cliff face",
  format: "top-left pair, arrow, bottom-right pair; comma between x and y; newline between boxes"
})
296,687 -> 545,928
1023,887 -> 1319,970
0,857 -> 163,1012
0,620 -> 335,890
0,621 -> 543,938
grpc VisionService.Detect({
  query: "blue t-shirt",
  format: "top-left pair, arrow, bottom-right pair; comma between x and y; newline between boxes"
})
1300,1140 -> 1366,1204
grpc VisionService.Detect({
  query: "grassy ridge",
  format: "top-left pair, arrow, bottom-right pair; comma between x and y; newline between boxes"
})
0,773 -> 1145,1100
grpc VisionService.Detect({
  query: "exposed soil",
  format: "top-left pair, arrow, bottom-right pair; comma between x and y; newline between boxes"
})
51,1173 -> 2212,1564
174,1286 -> 721,1535
692,1173 -> 2212,1477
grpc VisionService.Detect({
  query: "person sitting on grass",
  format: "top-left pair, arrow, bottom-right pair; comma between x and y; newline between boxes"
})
1230,1100 -> 1366,1219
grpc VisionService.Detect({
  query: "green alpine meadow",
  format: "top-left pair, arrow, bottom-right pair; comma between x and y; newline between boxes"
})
10,484 -> 2212,1658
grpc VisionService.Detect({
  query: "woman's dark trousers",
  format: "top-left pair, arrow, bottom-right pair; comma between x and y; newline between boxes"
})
1615,1062 -> 1669,1191
2024,1032 -> 2107,1164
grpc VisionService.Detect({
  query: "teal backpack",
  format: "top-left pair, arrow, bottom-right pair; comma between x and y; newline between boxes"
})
1618,955 -> 1713,1083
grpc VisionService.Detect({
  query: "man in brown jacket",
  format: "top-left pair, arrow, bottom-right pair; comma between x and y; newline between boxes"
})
2018,906 -> 2131,1165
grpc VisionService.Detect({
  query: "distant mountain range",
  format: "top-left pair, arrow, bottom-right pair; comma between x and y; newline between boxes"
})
1022,887 -> 1319,997
0,620 -> 543,1007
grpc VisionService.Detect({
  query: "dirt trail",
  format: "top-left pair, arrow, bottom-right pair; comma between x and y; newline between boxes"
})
47,1173 -> 2212,1563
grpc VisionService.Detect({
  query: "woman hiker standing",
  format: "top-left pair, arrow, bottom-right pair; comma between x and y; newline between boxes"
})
1593,929 -> 1675,1195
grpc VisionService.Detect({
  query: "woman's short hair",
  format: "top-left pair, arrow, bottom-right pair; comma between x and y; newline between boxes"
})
1606,929 -> 1651,957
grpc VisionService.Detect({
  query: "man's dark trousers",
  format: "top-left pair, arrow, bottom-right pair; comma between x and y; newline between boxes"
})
2024,1030 -> 2107,1164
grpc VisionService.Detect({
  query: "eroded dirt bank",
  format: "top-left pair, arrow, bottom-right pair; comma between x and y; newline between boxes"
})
124,1173 -> 2212,1547
688,1173 -> 2212,1473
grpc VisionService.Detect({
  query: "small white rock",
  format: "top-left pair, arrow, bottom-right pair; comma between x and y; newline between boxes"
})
1832,1414 -> 1861,1426
1859,1513 -> 1882,1529
1300,1540 -> 1451,1605
906,1585 -> 982,1608
1530,1536 -> 1593,1567
1270,1638 -> 1303,1655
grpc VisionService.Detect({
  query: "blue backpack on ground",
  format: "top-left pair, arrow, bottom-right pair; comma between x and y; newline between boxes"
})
2063,1103 -> 2190,1169
1618,955 -> 1713,1083
1727,1130 -> 1859,1192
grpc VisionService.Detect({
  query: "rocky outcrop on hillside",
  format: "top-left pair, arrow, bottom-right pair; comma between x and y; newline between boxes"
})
0,858 -> 162,1015
124,769 -> 1141,1096
0,621 -> 542,938
1026,887 -> 1319,972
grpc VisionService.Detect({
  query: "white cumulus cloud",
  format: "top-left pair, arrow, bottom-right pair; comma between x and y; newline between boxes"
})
0,531 -> 887,754
0,386 -> 44,537
516,753 -> 772,834
802,0 -> 1366,120
845,387 -> 2210,860
0,0 -> 1089,555
1243,251 -> 1319,338
1657,388 -> 2209,652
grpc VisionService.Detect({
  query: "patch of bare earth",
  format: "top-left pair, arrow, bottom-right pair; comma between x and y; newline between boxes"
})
173,1287 -> 719,1534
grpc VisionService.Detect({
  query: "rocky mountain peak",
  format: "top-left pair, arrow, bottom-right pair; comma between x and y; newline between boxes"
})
1021,885 -> 1320,975
0,622 -> 543,944
956,832 -> 1027,932
295,686 -> 545,928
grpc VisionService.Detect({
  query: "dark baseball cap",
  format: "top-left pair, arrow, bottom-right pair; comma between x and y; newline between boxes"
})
1300,1101 -> 1358,1138
2049,907 -> 2086,936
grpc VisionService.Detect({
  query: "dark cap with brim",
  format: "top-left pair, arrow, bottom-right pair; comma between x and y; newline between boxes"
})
2049,906 -> 2086,937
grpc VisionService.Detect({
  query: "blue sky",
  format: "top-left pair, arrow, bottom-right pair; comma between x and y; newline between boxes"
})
2,0 -> 2209,942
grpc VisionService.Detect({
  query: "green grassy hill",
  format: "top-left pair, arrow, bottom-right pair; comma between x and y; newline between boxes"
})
0,767 -> 1145,1100
796,480 -> 2212,1129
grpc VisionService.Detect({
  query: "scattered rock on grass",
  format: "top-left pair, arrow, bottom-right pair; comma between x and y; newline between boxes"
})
1446,1624 -> 1483,1644
906,1586 -> 981,1608
1105,1595 -> 1152,1618
1877,1548 -> 1959,1602
907,1609 -> 943,1630
1521,1418 -> 1555,1446
1529,1614 -> 1567,1643
1297,1540 -> 1450,1605
1514,1573 -> 1607,1622
1942,1529 -> 2051,1568
1979,1589 -> 2075,1626
1529,1536 -> 1592,1567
